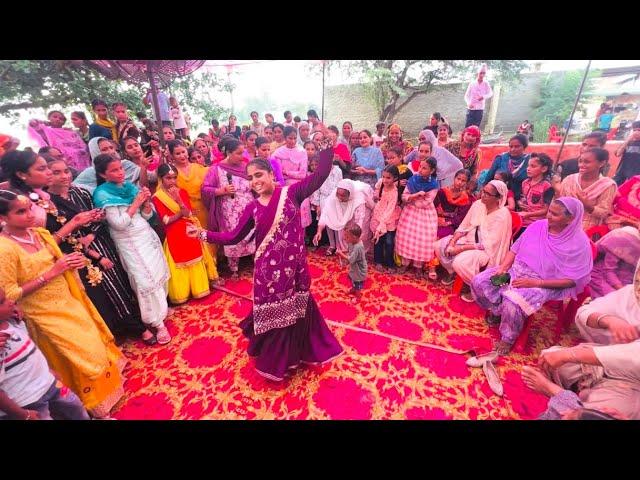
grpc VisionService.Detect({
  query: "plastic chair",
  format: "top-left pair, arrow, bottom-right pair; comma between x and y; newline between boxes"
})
584,224 -> 609,243
452,212 -> 523,295
512,240 -> 597,354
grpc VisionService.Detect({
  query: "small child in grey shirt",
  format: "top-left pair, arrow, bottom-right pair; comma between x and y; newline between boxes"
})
337,223 -> 368,302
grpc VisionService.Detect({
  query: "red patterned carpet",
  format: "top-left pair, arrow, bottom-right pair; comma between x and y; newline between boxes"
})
112,250 -> 580,420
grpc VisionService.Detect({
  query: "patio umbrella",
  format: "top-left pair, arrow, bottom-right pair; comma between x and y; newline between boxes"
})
84,60 -> 205,153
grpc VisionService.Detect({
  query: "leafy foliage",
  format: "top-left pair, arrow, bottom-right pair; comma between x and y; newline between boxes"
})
0,60 -> 229,131
312,60 -> 527,123
530,69 -> 599,142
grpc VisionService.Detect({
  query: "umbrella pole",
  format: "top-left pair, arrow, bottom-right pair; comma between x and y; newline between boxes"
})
321,61 -> 325,122
146,61 -> 166,159
555,60 -> 592,165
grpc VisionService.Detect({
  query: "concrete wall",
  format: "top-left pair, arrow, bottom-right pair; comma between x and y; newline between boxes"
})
324,72 -> 547,140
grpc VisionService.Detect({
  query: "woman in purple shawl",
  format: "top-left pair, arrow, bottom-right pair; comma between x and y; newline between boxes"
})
589,226 -> 640,298
192,144 -> 343,381
201,138 -> 256,280
471,197 -> 593,354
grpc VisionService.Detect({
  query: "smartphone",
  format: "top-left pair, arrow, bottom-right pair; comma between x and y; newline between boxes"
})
490,273 -> 511,287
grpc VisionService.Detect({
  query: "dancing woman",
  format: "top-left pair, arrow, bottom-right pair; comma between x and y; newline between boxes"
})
190,144 -> 342,381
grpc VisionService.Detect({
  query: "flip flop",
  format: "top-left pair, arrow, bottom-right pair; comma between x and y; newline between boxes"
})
483,360 -> 504,397
156,327 -> 172,345
141,330 -> 157,346
466,351 -> 499,368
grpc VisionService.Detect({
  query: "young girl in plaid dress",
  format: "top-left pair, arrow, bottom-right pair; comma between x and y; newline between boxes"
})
395,157 -> 439,279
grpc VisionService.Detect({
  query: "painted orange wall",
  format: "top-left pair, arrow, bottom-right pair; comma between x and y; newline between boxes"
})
477,141 -> 623,177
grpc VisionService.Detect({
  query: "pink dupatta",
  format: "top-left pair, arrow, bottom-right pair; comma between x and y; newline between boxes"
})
575,174 -> 617,201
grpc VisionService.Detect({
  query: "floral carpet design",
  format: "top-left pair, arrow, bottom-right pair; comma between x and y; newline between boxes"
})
112,251 -> 579,420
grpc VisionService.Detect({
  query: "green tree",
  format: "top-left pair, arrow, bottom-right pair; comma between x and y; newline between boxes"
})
0,60 -> 230,132
311,60 -> 526,124
168,71 -> 230,131
0,60 -> 144,119
531,69 -> 600,142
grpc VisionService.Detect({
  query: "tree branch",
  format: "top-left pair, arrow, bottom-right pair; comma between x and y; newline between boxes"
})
0,102 -> 37,114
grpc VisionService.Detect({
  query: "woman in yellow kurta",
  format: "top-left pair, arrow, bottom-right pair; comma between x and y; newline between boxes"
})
152,164 -> 217,304
0,191 -> 125,418
168,140 -> 220,281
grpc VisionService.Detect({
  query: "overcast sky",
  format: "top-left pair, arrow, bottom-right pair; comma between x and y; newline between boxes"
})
2,60 -> 639,148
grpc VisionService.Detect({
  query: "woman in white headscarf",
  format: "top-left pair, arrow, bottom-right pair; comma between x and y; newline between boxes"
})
314,179 -> 375,255
72,137 -> 141,194
406,130 -> 462,187
297,121 -> 312,147
435,179 -> 512,302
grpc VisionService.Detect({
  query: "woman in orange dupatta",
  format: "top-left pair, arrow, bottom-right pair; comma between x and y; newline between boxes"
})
152,164 -> 217,305
167,140 -> 220,282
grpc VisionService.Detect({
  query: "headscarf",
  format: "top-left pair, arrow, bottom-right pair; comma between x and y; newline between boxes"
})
488,179 -> 508,208
420,129 -> 463,187
88,136 -> 106,161
388,124 -> 402,136
462,126 -> 482,148
0,134 -> 18,157
93,180 -> 139,208
297,122 -> 310,145
320,179 -> 371,231
512,197 -> 593,297
478,63 -> 488,74
74,137 -> 140,194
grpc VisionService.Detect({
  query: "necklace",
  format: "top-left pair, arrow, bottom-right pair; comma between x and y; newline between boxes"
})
4,229 -> 36,246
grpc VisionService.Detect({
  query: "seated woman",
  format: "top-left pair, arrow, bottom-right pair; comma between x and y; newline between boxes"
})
93,155 -> 172,345
575,260 -> 640,346
434,168 -> 472,239
589,226 -> 640,298
523,270 -> 640,420
480,134 -> 530,199
522,339 -> 640,420
152,164 -> 216,304
380,124 -> 413,161
314,179 -> 375,255
445,126 -> 482,178
471,198 -> 593,355
554,148 -> 617,231
435,180 -> 512,302
607,174 -> 640,230
0,190 -> 126,418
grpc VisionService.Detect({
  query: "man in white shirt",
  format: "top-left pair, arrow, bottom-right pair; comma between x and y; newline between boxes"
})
464,63 -> 493,128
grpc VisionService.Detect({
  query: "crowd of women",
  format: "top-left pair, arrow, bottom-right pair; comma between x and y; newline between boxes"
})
0,101 -> 639,420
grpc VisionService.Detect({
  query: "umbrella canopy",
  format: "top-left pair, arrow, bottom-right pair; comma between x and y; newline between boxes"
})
85,60 -> 205,89
83,60 -> 205,155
